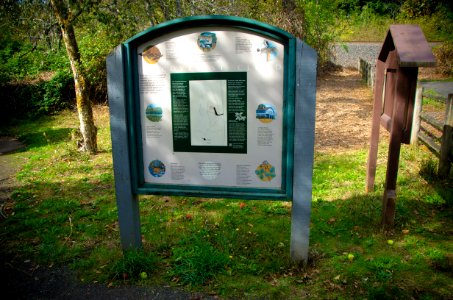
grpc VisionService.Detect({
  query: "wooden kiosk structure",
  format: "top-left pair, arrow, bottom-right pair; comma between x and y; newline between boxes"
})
366,25 -> 435,226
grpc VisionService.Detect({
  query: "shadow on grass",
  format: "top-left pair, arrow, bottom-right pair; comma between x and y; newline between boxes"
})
417,155 -> 452,206
17,128 -> 74,150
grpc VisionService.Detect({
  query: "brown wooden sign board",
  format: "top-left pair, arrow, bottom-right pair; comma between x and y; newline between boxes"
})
366,24 -> 435,226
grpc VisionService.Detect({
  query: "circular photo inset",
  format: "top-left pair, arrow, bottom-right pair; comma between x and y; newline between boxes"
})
255,160 -> 276,182
256,104 -> 277,123
141,45 -> 162,64
197,32 -> 217,52
149,160 -> 166,177
145,104 -> 163,122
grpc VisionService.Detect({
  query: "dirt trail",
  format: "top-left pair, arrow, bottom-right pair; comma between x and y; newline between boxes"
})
0,146 -> 23,219
315,68 -> 374,152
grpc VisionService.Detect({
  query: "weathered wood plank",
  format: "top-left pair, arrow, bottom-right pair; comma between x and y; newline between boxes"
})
420,113 -> 443,131
418,131 -> 441,156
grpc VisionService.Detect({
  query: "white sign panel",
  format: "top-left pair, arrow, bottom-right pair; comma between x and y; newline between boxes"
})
137,28 -> 285,189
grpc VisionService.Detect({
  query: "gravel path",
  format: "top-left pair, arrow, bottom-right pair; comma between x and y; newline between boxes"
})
331,42 -> 382,68
420,81 -> 453,98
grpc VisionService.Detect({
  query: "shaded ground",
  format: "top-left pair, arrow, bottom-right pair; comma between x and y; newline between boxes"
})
1,258 -> 211,299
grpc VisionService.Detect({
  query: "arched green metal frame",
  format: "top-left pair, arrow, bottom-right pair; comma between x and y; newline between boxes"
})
122,15 -> 297,200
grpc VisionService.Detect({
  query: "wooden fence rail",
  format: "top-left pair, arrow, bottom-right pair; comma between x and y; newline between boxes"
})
411,87 -> 453,178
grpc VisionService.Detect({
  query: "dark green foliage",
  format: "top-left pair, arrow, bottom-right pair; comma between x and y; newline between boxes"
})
401,0 -> 442,17
1,0 -> 451,123
0,70 -> 74,125
420,157 -> 439,180
41,71 -> 75,112
336,0 -> 452,16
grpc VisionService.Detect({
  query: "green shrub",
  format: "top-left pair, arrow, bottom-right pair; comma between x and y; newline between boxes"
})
401,0 -> 440,17
420,157 -> 438,180
433,42 -> 453,76
39,70 -> 74,113
0,70 -> 74,125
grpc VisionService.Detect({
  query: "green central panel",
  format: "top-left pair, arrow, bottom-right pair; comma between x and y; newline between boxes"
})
171,72 -> 247,153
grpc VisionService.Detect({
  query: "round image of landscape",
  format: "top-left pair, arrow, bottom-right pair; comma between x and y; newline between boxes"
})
149,160 -> 166,177
256,104 -> 277,123
197,32 -> 217,52
145,104 -> 163,122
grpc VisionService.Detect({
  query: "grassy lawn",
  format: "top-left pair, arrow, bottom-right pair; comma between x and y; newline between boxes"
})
1,106 -> 452,299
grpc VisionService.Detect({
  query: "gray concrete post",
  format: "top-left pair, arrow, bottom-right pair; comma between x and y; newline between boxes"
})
106,45 -> 142,250
290,40 -> 317,264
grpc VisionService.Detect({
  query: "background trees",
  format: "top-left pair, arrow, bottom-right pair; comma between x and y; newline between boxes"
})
1,0 -> 452,149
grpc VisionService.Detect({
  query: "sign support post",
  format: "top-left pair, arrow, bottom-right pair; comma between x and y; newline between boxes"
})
290,39 -> 317,263
107,45 -> 142,249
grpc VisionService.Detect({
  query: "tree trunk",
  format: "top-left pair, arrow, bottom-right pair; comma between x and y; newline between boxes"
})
176,0 -> 182,17
50,0 -> 97,154
282,0 -> 296,12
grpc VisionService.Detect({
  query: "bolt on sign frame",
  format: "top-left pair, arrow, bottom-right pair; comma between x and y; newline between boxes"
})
366,25 -> 435,226
107,16 -> 317,263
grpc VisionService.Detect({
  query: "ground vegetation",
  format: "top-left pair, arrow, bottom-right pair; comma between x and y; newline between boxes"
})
1,69 -> 451,298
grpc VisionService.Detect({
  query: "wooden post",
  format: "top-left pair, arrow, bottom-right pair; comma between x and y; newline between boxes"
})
382,67 -> 417,227
438,94 -> 453,179
411,86 -> 423,144
366,60 -> 385,193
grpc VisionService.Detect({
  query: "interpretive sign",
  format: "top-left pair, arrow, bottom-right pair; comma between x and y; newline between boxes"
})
107,16 -> 317,263
136,27 -> 287,194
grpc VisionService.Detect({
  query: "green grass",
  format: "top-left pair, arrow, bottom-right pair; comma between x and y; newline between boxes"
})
1,107 -> 452,298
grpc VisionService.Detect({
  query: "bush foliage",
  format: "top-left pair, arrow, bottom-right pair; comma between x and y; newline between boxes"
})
0,0 -> 451,123
0,70 -> 74,125
433,41 -> 453,76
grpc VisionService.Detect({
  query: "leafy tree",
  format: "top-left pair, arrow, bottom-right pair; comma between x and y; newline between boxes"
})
50,0 -> 97,153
